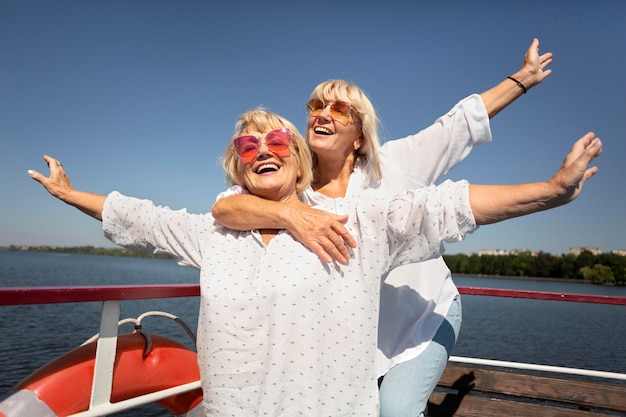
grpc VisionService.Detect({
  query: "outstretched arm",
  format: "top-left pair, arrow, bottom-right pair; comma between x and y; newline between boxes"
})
27,155 -> 106,221
380,39 -> 553,187
212,194 -> 357,264
480,38 -> 553,118
470,132 -> 602,225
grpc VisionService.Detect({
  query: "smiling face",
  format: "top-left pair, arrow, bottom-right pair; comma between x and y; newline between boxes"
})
236,128 -> 302,203
304,80 -> 383,183
307,99 -> 362,165
223,108 -> 313,197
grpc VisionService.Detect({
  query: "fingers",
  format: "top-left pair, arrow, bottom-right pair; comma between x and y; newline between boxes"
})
578,132 -> 602,156
313,224 -> 356,265
43,155 -> 65,172
583,166 -> 599,182
539,53 -> 553,67
309,242 -> 334,264
27,155 -> 55,183
27,169 -> 44,183
312,238 -> 350,265
291,208 -> 357,264
564,133 -> 601,166
555,133 -> 602,199
578,135 -> 602,181
520,38 -> 553,88
332,219 -> 357,249
585,137 -> 602,161
29,155 -> 62,176
27,155 -> 73,198
307,235 -> 350,264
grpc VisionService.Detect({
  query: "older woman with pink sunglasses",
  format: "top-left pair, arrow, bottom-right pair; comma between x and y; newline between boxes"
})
28,104 -> 600,415
212,38 -> 555,416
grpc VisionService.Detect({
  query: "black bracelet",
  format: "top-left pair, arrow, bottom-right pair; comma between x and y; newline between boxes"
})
507,76 -> 527,94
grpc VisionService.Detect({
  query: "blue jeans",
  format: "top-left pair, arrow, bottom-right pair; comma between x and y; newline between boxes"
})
378,294 -> 462,417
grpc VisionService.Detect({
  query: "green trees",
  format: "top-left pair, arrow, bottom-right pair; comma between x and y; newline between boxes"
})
3,245 -> 172,259
580,264 -> 615,284
4,246 -> 625,285
443,250 -> 626,285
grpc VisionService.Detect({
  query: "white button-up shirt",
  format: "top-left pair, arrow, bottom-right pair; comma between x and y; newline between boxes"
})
103,179 -> 476,416
303,93 -> 491,376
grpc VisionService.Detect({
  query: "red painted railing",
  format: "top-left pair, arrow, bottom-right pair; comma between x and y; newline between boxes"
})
0,284 -> 200,305
456,286 -> 626,305
1,284 -> 625,306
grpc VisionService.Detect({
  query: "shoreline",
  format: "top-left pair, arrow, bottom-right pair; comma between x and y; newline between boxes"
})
3,247 -> 622,286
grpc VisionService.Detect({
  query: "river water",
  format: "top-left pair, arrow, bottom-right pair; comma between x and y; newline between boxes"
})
1,250 -> 624,416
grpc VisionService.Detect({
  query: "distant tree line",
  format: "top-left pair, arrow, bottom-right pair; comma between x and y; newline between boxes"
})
4,246 -> 625,285
3,245 -> 173,260
443,251 -> 626,285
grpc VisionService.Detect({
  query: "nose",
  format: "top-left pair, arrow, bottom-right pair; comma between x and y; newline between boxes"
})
256,138 -> 273,159
317,103 -> 333,121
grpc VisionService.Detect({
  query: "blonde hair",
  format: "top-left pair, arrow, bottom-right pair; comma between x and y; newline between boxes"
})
222,108 -> 313,195
309,80 -> 382,182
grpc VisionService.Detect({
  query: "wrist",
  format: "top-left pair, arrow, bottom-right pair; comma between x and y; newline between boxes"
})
544,178 -> 571,208
280,203 -> 299,231
510,68 -> 538,91
507,76 -> 527,94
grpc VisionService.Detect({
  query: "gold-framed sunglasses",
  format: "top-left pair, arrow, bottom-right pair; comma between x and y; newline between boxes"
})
306,99 -> 352,126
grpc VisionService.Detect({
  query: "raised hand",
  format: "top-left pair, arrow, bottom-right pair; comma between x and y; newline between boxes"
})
520,38 -> 553,90
548,132 -> 602,204
27,155 -> 74,200
28,155 -> 106,220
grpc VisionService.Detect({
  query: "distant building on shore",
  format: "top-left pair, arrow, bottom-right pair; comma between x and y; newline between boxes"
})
568,247 -> 602,255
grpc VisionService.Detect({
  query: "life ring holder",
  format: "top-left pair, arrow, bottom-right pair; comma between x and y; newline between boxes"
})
82,310 -> 198,356
0,311 -> 204,417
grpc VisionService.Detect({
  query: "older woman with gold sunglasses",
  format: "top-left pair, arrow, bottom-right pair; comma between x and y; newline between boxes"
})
213,38 -> 554,416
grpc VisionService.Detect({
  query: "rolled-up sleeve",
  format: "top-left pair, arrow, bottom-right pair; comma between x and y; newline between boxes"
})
380,94 -> 491,186
102,191 -> 211,269
385,180 -> 477,269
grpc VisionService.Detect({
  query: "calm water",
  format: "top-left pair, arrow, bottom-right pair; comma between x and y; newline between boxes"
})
1,251 -> 625,416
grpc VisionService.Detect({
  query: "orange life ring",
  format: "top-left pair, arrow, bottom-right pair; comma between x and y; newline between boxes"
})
0,333 -> 203,417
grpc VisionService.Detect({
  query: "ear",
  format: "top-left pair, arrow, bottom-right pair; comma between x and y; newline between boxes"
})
354,136 -> 364,151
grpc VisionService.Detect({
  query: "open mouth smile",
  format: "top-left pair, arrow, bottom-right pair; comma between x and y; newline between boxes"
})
314,126 -> 333,135
255,163 -> 280,174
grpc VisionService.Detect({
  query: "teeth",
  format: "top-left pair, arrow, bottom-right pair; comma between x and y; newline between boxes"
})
256,163 -> 279,174
315,126 -> 332,135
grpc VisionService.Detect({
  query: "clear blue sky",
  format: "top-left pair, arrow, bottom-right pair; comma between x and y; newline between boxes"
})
2,0 -> 624,255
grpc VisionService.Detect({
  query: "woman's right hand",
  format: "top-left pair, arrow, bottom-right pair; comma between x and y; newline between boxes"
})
28,155 -> 75,200
28,155 -> 106,221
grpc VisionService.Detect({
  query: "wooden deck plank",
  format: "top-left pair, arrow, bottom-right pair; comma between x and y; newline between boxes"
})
428,391 -> 609,417
429,363 -> 626,416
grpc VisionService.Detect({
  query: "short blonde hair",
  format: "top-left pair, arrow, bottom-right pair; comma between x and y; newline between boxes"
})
309,80 -> 382,182
222,108 -> 313,195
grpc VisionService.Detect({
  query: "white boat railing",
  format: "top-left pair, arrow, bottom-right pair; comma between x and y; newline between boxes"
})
449,356 -> 626,382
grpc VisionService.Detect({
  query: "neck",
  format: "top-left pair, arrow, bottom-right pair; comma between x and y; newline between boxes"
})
312,155 -> 355,198
257,191 -> 300,245
260,229 -> 279,245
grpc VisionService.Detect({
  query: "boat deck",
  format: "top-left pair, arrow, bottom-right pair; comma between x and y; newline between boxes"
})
429,361 -> 626,416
